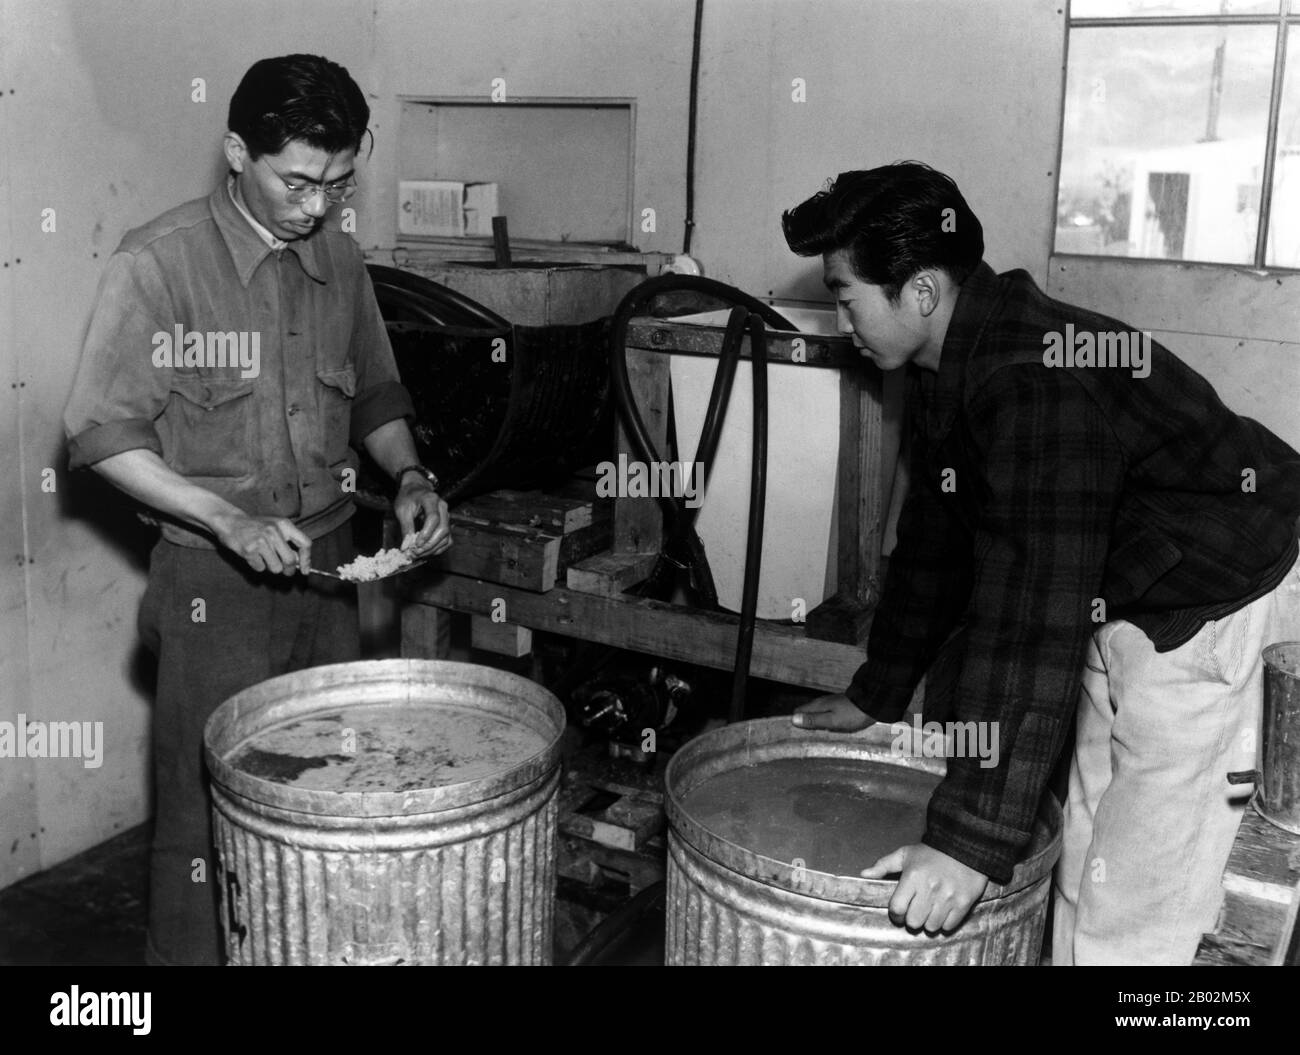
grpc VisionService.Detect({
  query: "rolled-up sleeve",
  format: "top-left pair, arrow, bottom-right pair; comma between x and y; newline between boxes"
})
346,250 -> 414,446
64,250 -> 174,468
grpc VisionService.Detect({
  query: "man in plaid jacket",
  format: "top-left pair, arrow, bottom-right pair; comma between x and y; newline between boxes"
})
783,162 -> 1300,965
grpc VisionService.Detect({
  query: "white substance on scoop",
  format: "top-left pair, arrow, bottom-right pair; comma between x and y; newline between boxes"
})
336,547 -> 414,582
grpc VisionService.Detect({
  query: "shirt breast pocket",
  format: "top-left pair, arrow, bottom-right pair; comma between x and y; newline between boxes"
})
316,366 -> 357,466
165,377 -> 256,478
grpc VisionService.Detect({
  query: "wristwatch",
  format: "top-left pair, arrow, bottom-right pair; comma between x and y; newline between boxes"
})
395,464 -> 441,492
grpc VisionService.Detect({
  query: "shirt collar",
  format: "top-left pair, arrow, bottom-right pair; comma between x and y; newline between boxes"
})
228,176 -> 286,251
210,175 -> 327,287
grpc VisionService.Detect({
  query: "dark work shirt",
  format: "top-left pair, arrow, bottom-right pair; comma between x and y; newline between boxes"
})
846,261 -> 1300,883
64,181 -> 414,547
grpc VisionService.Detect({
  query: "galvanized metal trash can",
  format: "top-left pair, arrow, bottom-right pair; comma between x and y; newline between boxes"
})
204,660 -> 566,965
664,718 -> 1062,965
1258,642 -> 1300,834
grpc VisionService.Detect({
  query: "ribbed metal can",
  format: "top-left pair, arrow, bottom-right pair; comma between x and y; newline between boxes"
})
664,718 -> 1062,966
1259,642 -> 1300,835
204,659 -> 565,965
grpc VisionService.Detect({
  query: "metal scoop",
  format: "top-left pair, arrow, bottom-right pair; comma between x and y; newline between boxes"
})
306,553 -> 437,583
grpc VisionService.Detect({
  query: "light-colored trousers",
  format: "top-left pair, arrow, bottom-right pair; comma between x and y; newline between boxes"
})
1053,553 -> 1300,965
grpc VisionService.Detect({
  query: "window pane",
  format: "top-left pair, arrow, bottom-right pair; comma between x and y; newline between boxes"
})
1071,1 -> 1281,18
1265,25 -> 1300,267
1057,25 -> 1276,264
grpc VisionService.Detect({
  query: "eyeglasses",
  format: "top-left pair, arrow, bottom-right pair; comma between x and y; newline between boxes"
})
255,156 -> 357,204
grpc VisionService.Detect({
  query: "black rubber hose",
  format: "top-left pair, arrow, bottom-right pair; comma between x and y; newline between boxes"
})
683,0 -> 704,256
610,277 -> 790,610
728,314 -> 769,725
565,880 -> 666,966
686,306 -> 747,529
608,274 -> 792,543
366,264 -> 512,332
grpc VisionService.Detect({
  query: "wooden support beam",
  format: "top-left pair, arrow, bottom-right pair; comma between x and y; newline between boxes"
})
838,363 -> 885,602
400,602 -> 452,660
612,345 -> 670,556
404,574 -> 869,694
805,589 -> 876,646
625,319 -> 857,367
470,615 -> 533,658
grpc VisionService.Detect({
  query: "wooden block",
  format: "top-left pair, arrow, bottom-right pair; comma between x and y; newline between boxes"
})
566,550 -> 659,597
561,788 -> 664,851
400,602 -> 452,659
586,780 -> 664,805
554,474 -> 613,523
558,834 -> 666,894
470,615 -> 533,658
558,520 -> 615,571
805,589 -> 877,645
434,519 -> 561,591
454,489 -> 597,534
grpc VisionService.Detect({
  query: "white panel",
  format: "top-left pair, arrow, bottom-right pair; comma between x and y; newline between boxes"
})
1148,332 -> 1300,453
1047,255 -> 1300,345
0,0 -> 42,889
671,354 -> 840,619
669,310 -> 843,620
1047,255 -> 1300,454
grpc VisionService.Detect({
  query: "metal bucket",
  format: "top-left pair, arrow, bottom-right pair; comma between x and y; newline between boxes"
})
203,659 -> 565,965
664,718 -> 1061,965
1258,642 -> 1300,835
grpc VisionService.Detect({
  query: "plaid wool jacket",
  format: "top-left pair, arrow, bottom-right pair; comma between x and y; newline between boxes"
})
845,261 -> 1300,884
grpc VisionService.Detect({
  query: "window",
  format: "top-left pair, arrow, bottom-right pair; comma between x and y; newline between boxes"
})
1058,0 -> 1300,268
397,98 -> 635,246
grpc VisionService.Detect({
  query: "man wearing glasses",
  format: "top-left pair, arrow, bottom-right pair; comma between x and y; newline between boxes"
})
63,54 -> 451,964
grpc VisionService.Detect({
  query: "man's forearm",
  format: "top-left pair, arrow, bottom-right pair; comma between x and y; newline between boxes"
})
91,448 -> 243,537
361,419 -> 422,482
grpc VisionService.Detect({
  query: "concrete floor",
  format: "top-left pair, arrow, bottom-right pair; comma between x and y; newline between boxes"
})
0,823 -> 149,966
0,819 -> 663,966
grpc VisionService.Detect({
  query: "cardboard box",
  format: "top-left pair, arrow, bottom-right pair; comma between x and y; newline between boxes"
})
398,180 -> 499,237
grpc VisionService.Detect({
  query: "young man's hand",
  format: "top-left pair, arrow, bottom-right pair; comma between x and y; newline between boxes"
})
791,693 -> 875,731
394,477 -> 452,559
210,511 -> 312,575
861,843 -> 989,933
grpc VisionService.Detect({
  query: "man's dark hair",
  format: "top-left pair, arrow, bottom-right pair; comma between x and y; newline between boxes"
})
229,54 -> 371,159
782,162 -> 984,301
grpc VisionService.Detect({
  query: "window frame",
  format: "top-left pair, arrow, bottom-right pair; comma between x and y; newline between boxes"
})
1058,0 -> 1299,270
